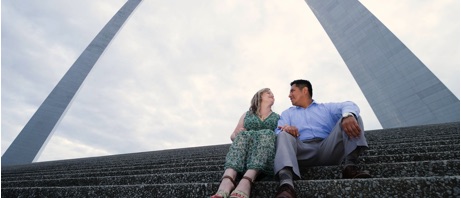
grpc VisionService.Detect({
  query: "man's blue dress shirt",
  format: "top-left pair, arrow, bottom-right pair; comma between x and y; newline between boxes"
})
275,100 -> 360,141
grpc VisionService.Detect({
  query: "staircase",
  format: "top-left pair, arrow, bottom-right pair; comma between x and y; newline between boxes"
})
2,122 -> 459,197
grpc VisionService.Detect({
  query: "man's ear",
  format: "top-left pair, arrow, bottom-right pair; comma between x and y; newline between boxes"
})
302,87 -> 309,94
302,87 -> 312,98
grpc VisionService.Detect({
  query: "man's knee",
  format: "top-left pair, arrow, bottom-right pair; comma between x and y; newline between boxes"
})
276,131 -> 296,144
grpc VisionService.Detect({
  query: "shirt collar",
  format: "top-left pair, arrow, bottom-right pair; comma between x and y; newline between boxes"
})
295,99 -> 317,109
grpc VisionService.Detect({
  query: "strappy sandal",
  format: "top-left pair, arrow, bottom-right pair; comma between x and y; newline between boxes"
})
211,175 -> 237,198
230,176 -> 254,198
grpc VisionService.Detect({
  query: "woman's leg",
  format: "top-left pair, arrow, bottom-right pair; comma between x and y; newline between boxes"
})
230,169 -> 258,198
230,130 -> 274,197
224,132 -> 251,173
212,168 -> 238,198
247,130 -> 276,175
214,132 -> 252,197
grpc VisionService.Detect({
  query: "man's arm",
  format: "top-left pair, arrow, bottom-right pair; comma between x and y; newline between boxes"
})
339,101 -> 361,138
274,111 -> 287,135
275,110 -> 299,137
340,101 -> 360,118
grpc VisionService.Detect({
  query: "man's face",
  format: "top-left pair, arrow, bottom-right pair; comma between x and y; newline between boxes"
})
289,84 -> 304,106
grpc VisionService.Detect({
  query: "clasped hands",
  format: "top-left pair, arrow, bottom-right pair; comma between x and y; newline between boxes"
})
278,125 -> 299,138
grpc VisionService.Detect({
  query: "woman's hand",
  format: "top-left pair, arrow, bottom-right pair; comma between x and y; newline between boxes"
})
230,128 -> 246,141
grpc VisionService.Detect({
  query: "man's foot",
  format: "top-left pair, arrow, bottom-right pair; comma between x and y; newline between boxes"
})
342,165 -> 371,179
274,184 -> 296,198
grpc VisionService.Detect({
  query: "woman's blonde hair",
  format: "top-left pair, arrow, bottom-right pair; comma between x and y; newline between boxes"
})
249,88 -> 271,116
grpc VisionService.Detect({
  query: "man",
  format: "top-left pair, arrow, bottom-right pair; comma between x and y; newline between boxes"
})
274,79 -> 371,198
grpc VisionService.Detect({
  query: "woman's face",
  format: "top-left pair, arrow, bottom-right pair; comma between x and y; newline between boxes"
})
261,90 -> 275,105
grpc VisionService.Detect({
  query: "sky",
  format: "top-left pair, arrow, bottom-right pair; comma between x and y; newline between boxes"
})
2,0 -> 459,163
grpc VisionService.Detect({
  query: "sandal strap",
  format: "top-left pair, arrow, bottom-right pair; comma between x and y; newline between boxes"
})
230,190 -> 249,198
222,175 -> 236,187
241,176 -> 254,185
211,190 -> 229,198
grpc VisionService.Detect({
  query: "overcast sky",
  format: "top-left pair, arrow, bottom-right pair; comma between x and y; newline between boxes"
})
2,0 -> 459,163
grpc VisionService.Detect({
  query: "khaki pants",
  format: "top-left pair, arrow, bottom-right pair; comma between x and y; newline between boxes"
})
273,117 -> 368,178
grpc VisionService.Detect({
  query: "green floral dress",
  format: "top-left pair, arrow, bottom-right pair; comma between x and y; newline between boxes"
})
224,111 -> 280,175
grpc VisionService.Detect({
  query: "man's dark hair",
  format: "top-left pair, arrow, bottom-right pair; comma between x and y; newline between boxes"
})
290,79 -> 313,97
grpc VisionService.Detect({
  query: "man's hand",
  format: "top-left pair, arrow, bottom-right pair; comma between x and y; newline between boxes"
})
278,125 -> 299,138
341,116 -> 361,138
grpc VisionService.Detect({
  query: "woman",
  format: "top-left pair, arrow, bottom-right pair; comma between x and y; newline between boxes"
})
211,88 -> 280,198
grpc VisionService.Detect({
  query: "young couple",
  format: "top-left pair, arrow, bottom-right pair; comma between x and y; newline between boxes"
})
211,79 -> 371,198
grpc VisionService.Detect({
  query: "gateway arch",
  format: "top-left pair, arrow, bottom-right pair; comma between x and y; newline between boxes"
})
2,0 -> 459,166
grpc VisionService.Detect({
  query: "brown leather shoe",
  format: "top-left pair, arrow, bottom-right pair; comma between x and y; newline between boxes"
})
274,184 -> 297,198
342,165 -> 371,179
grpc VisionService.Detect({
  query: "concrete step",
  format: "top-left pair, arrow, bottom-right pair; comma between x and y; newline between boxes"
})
364,122 -> 458,138
3,136 -> 456,178
2,176 -> 459,197
362,151 -> 459,164
1,155 -> 227,174
2,124 -> 456,175
1,122 -> 459,197
2,141 -> 458,181
368,134 -> 458,145
2,150 -> 452,182
3,149 -> 458,182
3,123 -> 457,172
253,176 -> 460,198
364,144 -> 459,156
368,139 -> 457,149
1,166 -> 223,184
2,160 -> 458,188
297,160 -> 459,180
